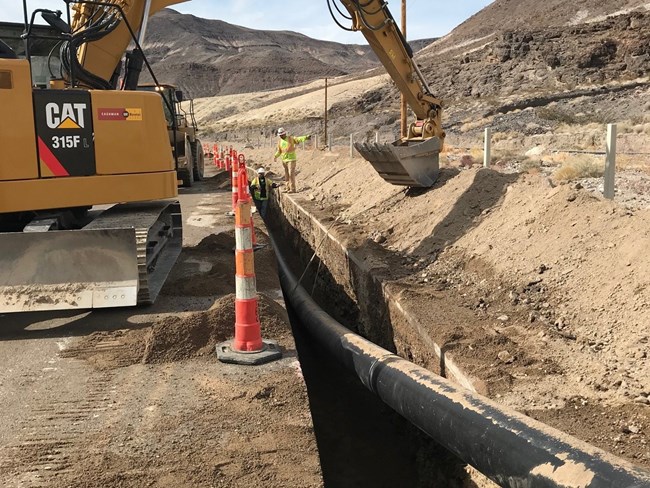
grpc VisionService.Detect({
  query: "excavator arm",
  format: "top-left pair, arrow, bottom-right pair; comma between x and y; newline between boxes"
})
332,0 -> 445,187
62,0 -> 188,88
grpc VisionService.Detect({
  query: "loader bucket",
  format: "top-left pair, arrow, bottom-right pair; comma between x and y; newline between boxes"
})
354,137 -> 442,187
0,228 -> 139,313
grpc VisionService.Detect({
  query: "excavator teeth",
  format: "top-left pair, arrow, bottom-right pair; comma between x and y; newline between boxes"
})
355,137 -> 442,188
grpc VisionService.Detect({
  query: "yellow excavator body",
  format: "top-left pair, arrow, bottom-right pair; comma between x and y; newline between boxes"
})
0,59 -> 177,213
0,1 -> 187,313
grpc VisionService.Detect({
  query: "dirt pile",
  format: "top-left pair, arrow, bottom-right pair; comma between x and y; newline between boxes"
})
161,230 -> 279,296
143,293 -> 291,363
63,293 -> 291,368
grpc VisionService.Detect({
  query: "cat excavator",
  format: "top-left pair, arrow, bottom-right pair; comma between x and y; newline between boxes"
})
0,0 -> 190,312
332,0 -> 446,187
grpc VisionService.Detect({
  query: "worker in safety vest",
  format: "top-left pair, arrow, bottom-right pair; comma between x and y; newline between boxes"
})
250,167 -> 278,219
273,127 -> 310,193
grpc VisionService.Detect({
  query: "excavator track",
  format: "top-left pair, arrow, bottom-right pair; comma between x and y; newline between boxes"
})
86,201 -> 183,305
0,201 -> 182,313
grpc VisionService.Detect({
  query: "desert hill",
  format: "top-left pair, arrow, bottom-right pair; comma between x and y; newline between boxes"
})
192,0 -> 649,156
142,9 -> 434,98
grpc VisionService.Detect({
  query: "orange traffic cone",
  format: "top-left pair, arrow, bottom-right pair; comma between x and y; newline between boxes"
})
216,166 -> 281,365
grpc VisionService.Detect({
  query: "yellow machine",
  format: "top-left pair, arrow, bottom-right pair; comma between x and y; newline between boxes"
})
138,84 -> 205,187
332,0 -> 445,187
0,0 -> 189,312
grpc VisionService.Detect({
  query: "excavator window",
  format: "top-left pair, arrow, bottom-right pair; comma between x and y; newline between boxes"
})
0,21 -> 61,86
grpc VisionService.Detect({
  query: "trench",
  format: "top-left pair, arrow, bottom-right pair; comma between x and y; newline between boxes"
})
266,200 -> 474,488
264,193 -> 650,488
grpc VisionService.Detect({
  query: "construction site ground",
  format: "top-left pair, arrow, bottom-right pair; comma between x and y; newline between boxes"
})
239,142 -> 650,470
0,167 -> 323,488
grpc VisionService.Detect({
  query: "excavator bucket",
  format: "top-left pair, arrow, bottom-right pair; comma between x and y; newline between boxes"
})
0,201 -> 182,313
354,137 -> 442,187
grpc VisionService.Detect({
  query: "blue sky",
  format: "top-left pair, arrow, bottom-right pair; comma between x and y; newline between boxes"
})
4,1 -> 494,43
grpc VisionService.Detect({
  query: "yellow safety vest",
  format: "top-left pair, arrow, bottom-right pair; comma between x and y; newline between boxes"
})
274,135 -> 308,162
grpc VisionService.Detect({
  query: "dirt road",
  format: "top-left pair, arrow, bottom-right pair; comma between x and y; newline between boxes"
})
0,168 -> 322,487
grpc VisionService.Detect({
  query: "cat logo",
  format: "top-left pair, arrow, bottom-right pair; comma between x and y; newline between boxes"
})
45,102 -> 87,130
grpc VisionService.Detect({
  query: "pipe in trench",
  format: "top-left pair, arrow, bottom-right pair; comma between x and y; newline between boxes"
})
267,230 -> 650,488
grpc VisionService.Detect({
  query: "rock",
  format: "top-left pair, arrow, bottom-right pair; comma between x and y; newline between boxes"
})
628,425 -> 641,434
633,396 -> 650,405
497,315 -> 510,322
498,350 -> 515,364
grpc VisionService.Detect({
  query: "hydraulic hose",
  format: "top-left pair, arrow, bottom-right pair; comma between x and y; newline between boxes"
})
268,229 -> 650,488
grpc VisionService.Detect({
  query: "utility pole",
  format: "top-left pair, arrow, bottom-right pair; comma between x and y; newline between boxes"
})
324,78 -> 328,150
400,0 -> 407,139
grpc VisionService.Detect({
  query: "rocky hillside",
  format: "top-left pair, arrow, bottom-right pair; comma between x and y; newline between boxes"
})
191,0 -> 649,156
322,0 -> 650,143
141,9 -> 365,98
142,9 -> 435,99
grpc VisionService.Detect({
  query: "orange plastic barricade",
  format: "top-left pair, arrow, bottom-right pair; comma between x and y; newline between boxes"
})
216,166 -> 281,365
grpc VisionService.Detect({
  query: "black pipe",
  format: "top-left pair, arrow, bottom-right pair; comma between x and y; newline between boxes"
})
268,231 -> 650,488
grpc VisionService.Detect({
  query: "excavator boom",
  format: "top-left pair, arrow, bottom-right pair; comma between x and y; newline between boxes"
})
334,0 -> 445,187
70,0 -> 189,87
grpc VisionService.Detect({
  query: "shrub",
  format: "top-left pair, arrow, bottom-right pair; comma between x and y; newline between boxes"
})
553,157 -> 604,181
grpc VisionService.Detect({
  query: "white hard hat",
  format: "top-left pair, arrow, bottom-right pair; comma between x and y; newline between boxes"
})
277,127 -> 287,136
257,167 -> 266,174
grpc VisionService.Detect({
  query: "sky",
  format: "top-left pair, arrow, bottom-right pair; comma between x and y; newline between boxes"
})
3,0 -> 494,44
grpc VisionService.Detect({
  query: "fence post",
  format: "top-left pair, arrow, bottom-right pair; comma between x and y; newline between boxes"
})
484,127 -> 491,168
604,123 -> 616,200
375,131 -> 379,143
350,134 -> 353,158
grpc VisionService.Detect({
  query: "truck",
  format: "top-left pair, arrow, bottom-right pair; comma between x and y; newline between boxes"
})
138,83 -> 205,187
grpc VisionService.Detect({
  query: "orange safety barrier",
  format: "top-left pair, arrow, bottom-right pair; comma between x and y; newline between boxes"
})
231,150 -> 239,211
225,147 -> 231,172
216,157 -> 281,365
232,170 -> 263,351
237,154 -> 257,246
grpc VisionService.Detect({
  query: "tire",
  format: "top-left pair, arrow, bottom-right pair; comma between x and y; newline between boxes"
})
191,139 -> 205,182
180,138 -> 195,187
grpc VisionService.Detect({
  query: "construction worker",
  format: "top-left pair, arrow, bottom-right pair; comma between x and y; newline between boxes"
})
250,167 -> 278,219
273,127 -> 311,193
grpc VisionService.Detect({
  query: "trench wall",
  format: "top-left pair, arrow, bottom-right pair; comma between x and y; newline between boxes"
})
269,192 -> 480,393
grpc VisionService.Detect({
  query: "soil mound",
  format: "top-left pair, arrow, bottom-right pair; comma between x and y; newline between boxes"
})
143,293 -> 290,363
63,293 -> 290,368
162,230 -> 279,296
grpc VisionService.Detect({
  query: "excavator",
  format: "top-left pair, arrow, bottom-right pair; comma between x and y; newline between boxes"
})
332,0 -> 445,187
0,0 -> 190,313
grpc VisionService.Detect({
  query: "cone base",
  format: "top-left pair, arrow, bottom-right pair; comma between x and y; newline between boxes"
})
216,339 -> 282,366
